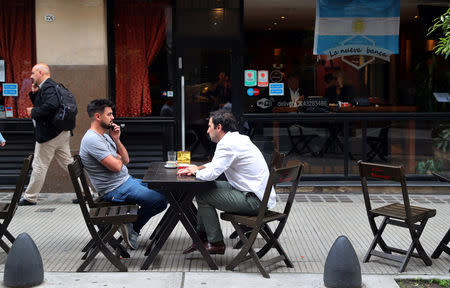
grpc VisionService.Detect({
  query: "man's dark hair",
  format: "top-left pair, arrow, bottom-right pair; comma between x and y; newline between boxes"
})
209,109 -> 238,133
87,99 -> 115,118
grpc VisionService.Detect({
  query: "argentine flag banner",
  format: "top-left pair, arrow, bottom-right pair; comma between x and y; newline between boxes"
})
313,0 -> 400,63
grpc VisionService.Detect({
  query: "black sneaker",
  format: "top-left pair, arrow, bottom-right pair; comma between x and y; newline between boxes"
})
18,198 -> 36,206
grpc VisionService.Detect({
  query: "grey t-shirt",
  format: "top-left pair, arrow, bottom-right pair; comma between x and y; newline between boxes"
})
80,130 -> 129,196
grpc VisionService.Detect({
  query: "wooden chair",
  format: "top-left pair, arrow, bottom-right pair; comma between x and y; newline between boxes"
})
287,124 -> 318,156
221,164 -> 303,278
358,161 -> 436,272
431,228 -> 450,260
229,151 -> 286,248
0,154 -> 33,253
68,155 -> 138,272
366,126 -> 389,162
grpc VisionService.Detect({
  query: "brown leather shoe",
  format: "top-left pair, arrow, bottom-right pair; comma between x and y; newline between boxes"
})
182,243 -> 198,254
182,231 -> 208,254
205,241 -> 226,255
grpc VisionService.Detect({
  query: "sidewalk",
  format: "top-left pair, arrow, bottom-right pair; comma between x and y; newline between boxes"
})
0,192 -> 448,287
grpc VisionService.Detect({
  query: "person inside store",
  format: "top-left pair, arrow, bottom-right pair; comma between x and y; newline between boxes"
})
209,72 -> 231,110
177,109 -> 274,255
80,99 -> 168,250
160,98 -> 174,116
284,73 -> 305,107
324,73 -> 336,89
325,70 -> 355,104
19,63 -> 74,206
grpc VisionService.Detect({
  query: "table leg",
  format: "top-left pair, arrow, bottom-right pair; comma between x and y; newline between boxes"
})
172,191 -> 218,270
141,207 -> 179,270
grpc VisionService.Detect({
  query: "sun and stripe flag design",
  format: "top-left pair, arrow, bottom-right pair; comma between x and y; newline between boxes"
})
313,0 -> 400,61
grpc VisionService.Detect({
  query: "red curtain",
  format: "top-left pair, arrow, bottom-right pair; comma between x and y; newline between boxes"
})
114,0 -> 167,117
0,0 -> 35,118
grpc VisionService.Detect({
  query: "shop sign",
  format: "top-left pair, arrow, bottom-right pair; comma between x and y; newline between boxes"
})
244,70 -> 256,87
269,83 -> 284,96
313,0 -> 399,69
5,107 -> 13,117
247,88 -> 260,96
256,98 -> 272,109
269,70 -> 283,82
2,83 -> 18,97
257,70 -> 268,87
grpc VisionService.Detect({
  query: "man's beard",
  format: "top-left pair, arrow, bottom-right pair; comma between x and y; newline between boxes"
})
100,121 -> 112,130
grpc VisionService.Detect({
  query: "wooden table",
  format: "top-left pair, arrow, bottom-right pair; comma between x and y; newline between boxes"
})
141,162 -> 217,270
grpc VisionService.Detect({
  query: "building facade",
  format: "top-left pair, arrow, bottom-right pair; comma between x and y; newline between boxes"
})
0,0 -> 449,191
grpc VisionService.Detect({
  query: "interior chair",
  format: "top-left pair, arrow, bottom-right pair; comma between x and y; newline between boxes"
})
221,164 -> 303,278
287,124 -> 318,156
366,126 -> 390,161
68,155 -> 138,272
0,154 -> 33,253
229,151 -> 285,248
358,161 -> 436,272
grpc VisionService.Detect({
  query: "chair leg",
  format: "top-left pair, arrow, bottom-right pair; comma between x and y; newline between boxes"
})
0,239 -> 10,253
259,224 -> 293,268
78,224 -> 127,272
364,217 -> 390,263
226,222 -> 256,269
432,229 -> 450,259
402,219 -> 432,271
4,230 -> 15,243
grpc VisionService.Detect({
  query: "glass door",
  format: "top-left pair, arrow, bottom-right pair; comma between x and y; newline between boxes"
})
178,47 -> 234,161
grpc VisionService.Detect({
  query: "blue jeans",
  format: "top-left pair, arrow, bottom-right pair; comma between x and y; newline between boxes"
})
103,177 -> 167,233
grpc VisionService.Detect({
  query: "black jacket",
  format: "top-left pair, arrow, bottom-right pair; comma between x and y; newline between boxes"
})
29,78 -> 62,143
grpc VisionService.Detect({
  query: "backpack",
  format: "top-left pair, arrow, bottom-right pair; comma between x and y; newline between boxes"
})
52,83 -> 78,131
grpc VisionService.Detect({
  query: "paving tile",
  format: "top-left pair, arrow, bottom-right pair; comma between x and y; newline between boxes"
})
0,192 -> 448,276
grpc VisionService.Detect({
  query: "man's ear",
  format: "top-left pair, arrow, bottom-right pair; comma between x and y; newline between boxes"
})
94,112 -> 101,121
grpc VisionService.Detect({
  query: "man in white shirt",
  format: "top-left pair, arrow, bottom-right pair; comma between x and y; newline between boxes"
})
178,109 -> 275,255
285,74 -> 305,107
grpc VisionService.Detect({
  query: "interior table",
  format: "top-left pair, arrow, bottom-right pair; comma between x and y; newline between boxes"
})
140,162 -> 218,270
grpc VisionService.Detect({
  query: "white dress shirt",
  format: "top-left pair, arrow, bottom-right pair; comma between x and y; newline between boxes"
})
196,132 -> 276,209
289,88 -> 300,107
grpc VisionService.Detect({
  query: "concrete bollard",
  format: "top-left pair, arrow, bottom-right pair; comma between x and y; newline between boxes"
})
323,235 -> 361,288
3,233 -> 44,287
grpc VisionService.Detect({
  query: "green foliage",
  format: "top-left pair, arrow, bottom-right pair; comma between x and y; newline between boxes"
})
435,128 -> 450,153
428,7 -> 450,59
416,159 -> 444,174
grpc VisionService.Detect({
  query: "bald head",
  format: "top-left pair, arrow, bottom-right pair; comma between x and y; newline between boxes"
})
31,63 -> 50,86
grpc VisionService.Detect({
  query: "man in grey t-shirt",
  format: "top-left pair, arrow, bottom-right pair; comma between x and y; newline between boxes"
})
80,99 -> 167,250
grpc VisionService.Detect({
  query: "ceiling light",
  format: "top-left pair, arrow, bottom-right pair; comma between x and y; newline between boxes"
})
273,22 -> 278,25
281,16 -> 286,19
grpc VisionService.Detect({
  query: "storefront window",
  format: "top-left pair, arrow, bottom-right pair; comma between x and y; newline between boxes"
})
0,0 -> 35,119
242,1 -> 449,177
112,0 -> 174,117
242,2 -> 449,114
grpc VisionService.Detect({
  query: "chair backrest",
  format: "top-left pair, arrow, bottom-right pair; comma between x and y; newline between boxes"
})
256,164 -> 303,227
68,155 -> 94,225
269,151 -> 285,170
71,155 -> 98,208
9,154 -> 33,214
358,161 -> 412,219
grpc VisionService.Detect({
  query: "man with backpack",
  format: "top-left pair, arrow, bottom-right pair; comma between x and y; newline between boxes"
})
19,63 -> 74,205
